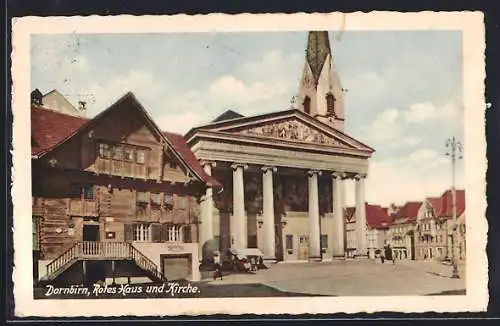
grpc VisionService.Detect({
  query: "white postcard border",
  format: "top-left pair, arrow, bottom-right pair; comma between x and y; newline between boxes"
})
11,12 -> 487,316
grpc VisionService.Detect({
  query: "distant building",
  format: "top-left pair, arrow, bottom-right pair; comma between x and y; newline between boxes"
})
345,203 -> 391,258
31,88 -> 87,118
388,202 -> 421,260
415,189 -> 466,261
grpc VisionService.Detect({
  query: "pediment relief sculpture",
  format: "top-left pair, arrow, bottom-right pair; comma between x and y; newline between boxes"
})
239,119 -> 346,147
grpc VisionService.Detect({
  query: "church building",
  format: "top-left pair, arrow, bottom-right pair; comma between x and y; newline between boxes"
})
186,31 -> 375,263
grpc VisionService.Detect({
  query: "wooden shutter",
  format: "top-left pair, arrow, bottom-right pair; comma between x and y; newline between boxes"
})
183,225 -> 191,243
152,224 -> 162,242
124,224 -> 134,242
160,224 -> 168,242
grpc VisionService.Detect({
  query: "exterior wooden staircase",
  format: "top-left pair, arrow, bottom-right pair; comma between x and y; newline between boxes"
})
40,241 -> 167,284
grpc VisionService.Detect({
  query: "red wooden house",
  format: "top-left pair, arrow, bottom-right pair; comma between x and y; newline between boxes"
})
31,92 -> 220,286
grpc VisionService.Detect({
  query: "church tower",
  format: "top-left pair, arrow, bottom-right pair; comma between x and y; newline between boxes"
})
297,31 -> 346,131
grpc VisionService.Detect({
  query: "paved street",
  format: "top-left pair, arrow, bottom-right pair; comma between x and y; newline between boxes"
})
204,259 -> 466,296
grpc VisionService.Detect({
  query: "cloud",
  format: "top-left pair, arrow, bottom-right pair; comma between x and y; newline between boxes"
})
356,98 -> 463,150
156,111 -> 209,135
405,99 -> 463,124
80,70 -> 165,116
357,108 -> 404,143
208,75 -> 285,105
356,152 -> 464,207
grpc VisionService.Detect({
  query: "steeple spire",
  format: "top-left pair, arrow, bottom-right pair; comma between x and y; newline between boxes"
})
306,31 -> 332,85
297,31 -> 346,131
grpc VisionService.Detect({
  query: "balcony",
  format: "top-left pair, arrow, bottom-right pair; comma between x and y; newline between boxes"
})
68,199 -> 98,217
95,158 -> 149,179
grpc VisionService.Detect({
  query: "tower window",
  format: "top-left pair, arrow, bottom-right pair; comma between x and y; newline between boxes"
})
303,96 -> 311,114
326,93 -> 336,116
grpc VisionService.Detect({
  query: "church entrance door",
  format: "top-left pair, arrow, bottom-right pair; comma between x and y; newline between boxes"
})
298,235 -> 309,260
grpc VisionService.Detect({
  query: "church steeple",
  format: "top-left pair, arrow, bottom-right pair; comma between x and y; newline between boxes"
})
306,31 -> 332,86
297,31 -> 346,131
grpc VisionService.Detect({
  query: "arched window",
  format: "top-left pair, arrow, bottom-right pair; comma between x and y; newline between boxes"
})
303,96 -> 311,114
326,93 -> 336,116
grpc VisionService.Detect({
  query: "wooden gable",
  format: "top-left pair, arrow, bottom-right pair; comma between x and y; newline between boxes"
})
35,92 -> 215,186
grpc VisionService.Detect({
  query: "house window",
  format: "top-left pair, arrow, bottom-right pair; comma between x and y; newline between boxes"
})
166,225 -> 183,242
133,223 -> 152,242
320,235 -> 328,249
326,93 -> 335,115
176,195 -> 186,210
151,193 -> 161,206
286,235 -> 294,250
32,217 -> 40,251
111,145 -> 123,160
83,184 -> 94,200
303,96 -> 311,114
98,143 -> 110,158
68,183 -> 82,198
164,193 -> 173,206
124,147 -> 134,162
136,191 -> 148,204
135,150 -> 146,164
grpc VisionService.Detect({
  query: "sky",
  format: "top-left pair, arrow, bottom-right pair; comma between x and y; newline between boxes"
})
30,31 -> 465,206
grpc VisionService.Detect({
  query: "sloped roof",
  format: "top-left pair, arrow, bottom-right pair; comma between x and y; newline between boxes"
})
31,105 -> 88,156
344,207 -> 356,222
306,31 -> 332,84
438,189 -> 465,218
163,132 -> 221,188
344,203 -> 392,229
212,109 -> 244,123
31,94 -> 220,188
392,201 -> 422,223
366,204 -> 392,229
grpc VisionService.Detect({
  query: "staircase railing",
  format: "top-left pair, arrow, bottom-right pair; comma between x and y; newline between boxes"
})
45,241 -> 167,282
46,243 -> 81,276
128,245 -> 167,282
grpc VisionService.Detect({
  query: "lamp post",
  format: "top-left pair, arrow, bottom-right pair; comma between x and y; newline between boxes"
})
445,136 -> 462,279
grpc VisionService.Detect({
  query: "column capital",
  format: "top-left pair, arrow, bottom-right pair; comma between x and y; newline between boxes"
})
200,160 -> 217,168
261,166 -> 277,173
354,174 -> 367,180
231,163 -> 249,170
308,169 -> 322,177
331,171 -> 346,179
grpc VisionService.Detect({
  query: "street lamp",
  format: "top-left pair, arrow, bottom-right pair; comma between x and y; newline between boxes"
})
445,136 -> 463,279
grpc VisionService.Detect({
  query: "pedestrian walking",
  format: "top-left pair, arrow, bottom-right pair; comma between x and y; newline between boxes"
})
212,251 -> 223,280
384,244 -> 395,265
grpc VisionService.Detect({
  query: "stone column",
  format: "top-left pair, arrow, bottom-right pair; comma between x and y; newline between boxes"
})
262,166 -> 277,261
200,161 -> 216,262
331,172 -> 345,258
231,163 -> 248,249
308,170 -> 322,261
355,174 -> 368,257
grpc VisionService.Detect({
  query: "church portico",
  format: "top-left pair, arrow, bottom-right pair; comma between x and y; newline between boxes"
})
187,112 -> 374,263
188,31 -> 375,264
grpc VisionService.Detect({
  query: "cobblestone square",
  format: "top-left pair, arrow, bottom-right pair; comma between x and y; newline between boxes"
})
204,259 -> 466,296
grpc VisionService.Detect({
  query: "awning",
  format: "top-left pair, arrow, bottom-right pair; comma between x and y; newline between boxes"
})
229,248 -> 264,258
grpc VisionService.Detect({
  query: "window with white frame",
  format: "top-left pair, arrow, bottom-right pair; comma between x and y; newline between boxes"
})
133,223 -> 152,242
167,225 -> 183,242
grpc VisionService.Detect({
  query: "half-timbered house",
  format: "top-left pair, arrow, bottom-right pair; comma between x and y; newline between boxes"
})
31,92 -> 220,286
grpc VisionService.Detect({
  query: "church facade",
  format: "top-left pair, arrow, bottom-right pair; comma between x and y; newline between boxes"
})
186,31 -> 375,263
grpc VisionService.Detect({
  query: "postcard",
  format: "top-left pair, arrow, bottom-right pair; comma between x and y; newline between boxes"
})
11,12 -> 487,316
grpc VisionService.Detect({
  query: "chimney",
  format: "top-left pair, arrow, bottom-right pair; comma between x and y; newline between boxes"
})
31,89 -> 43,106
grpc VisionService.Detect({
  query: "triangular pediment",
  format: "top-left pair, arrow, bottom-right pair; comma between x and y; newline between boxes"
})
195,109 -> 374,153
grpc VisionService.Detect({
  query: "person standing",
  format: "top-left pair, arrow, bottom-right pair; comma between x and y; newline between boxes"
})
213,251 -> 223,280
385,244 -> 395,265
